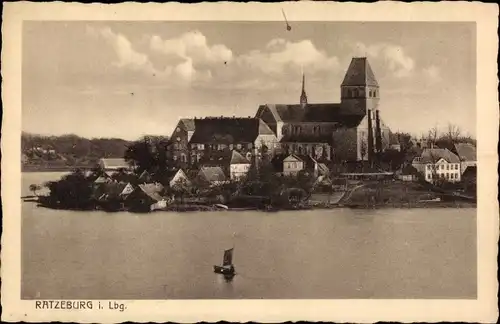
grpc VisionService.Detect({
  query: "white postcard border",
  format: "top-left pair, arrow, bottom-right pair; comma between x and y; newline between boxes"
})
1,2 -> 498,323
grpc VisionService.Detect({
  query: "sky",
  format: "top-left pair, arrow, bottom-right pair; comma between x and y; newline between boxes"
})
22,21 -> 476,140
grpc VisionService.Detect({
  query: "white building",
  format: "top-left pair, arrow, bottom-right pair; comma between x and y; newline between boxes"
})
412,148 -> 461,183
229,150 -> 251,180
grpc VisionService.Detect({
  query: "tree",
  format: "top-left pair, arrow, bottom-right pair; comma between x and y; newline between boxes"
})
44,169 -> 94,209
124,135 -> 172,177
445,123 -> 461,142
426,125 -> 439,148
29,184 -> 42,196
171,178 -> 191,204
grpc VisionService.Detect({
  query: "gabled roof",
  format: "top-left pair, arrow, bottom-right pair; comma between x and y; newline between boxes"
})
341,57 -> 379,87
454,143 -> 476,161
417,148 -> 460,164
317,163 -> 330,175
138,183 -> 165,202
199,166 -> 227,182
99,158 -> 130,170
180,118 -> 195,132
462,165 -> 477,177
138,170 -> 152,182
258,118 -> 275,135
94,176 -> 110,184
230,150 -> 251,164
398,164 -> 419,175
284,154 -> 318,169
189,117 -> 275,144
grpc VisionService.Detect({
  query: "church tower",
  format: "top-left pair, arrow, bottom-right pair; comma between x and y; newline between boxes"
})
340,57 -> 379,116
300,73 -> 308,108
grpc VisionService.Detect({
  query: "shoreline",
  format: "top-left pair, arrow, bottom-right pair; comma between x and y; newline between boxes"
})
23,197 -> 477,212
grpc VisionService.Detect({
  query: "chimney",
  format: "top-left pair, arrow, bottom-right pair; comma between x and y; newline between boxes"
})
375,110 -> 382,152
367,109 -> 374,163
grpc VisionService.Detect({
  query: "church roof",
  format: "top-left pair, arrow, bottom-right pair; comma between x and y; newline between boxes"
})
341,57 -> 379,87
190,117 -> 274,144
259,103 -> 364,127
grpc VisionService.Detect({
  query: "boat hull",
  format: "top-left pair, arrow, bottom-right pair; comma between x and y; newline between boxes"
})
213,265 -> 235,276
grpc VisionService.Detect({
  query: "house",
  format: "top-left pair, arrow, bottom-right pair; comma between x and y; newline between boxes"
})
412,148 -> 461,183
229,150 -> 251,180
283,154 -> 321,176
138,170 -> 153,183
270,154 -> 287,173
257,57 -> 392,163
98,158 -> 132,171
461,166 -> 477,193
395,164 -> 420,182
454,143 -> 477,174
169,118 -> 195,169
187,117 -> 278,166
198,149 -> 251,180
93,182 -> 134,202
197,166 -> 227,186
125,183 -> 167,211
165,169 -> 191,188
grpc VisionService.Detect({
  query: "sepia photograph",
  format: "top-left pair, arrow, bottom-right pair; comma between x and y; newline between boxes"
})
2,2 -> 498,323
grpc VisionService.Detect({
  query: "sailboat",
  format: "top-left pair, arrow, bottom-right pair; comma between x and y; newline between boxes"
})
213,248 -> 236,277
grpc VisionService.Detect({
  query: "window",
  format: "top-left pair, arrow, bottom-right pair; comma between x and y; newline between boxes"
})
450,173 -> 454,179
455,164 -> 458,170
446,165 -> 449,170
173,155 -> 178,161
441,164 -> 444,170
191,144 -> 197,149
176,127 -> 181,133
180,154 -> 186,163
427,174 -> 431,180
237,144 -> 242,150
446,173 -> 449,179
229,144 -> 233,150
247,143 -> 253,149
282,126 -> 288,135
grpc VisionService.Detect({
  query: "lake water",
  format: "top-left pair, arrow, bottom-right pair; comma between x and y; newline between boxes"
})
22,172 -> 477,299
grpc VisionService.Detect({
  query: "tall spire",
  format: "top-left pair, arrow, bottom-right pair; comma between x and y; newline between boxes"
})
300,71 -> 308,107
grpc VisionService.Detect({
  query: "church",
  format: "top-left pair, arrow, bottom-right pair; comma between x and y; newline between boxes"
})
255,57 -> 395,163
168,57 -> 397,171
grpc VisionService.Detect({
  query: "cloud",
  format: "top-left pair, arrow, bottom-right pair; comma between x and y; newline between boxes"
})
354,42 -> 415,78
237,38 -> 340,75
87,27 -> 340,90
87,26 -> 152,72
423,65 -> 441,83
150,31 -> 233,65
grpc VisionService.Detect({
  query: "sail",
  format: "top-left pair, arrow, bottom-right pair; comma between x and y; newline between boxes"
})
222,248 -> 234,266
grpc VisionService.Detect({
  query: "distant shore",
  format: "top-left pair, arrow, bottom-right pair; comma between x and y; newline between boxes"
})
22,166 -> 91,172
